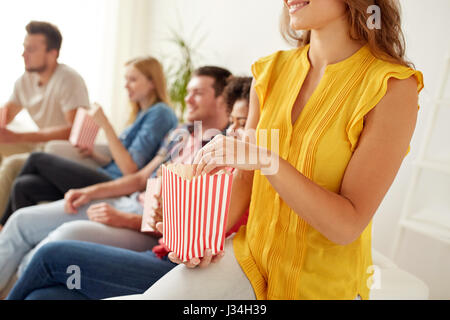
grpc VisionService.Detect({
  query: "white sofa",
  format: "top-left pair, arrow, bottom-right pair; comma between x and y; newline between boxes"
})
370,249 -> 429,300
2,249 -> 430,300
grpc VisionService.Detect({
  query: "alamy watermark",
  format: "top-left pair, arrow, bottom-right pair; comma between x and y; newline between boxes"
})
367,264 -> 382,290
367,5 -> 381,30
66,265 -> 81,290
169,121 -> 280,176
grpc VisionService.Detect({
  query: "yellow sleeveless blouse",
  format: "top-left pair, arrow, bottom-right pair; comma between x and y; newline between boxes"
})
233,44 -> 424,300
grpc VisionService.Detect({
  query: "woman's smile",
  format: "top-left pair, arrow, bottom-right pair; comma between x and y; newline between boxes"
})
286,0 -> 310,14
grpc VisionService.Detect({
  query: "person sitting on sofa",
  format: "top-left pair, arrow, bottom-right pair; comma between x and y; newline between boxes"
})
0,56 -> 178,227
1,67 -> 234,298
0,21 -> 90,220
4,72 -> 253,301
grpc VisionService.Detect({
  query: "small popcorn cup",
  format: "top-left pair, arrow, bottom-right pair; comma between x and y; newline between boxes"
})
69,108 -> 99,151
161,164 -> 233,262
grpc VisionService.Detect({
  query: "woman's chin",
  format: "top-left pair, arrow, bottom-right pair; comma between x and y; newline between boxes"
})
290,19 -> 311,32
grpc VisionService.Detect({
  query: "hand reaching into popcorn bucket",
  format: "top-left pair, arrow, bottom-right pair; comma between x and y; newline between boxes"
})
152,163 -> 234,268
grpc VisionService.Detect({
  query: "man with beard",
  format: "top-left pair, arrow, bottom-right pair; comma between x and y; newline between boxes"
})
0,21 -> 90,219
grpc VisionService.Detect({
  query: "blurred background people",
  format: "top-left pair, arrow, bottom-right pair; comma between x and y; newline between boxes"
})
0,21 -> 90,217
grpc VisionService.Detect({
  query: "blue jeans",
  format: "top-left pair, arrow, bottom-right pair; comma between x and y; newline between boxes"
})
0,195 -> 154,292
1,152 -> 113,225
6,240 -> 177,300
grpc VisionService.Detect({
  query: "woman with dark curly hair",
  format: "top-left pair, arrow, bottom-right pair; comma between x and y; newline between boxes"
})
223,76 -> 252,137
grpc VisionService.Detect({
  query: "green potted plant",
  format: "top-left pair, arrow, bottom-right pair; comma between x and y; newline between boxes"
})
165,28 -> 204,122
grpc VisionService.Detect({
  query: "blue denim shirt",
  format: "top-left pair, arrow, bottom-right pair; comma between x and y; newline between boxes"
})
98,102 -> 178,179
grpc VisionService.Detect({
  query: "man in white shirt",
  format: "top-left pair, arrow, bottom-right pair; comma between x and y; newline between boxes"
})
0,21 -> 90,217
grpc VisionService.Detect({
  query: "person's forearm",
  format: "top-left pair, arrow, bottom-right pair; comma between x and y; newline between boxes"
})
86,172 -> 147,200
226,170 -> 254,233
88,155 -> 164,200
118,212 -> 143,231
3,101 -> 22,125
265,157 -> 359,245
103,123 -> 138,175
17,126 -> 72,143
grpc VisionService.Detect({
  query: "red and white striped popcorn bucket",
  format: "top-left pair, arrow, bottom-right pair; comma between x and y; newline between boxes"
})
69,108 -> 99,151
0,108 -> 7,128
141,177 -> 163,236
161,164 -> 234,262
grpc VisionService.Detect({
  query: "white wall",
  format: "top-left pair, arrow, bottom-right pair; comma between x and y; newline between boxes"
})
372,0 -> 450,300
0,0 -> 117,131
145,0 -> 450,299
146,0 -> 291,76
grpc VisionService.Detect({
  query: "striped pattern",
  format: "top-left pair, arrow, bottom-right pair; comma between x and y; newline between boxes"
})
141,178 -> 162,235
0,108 -> 7,128
69,108 -> 99,151
162,166 -> 233,262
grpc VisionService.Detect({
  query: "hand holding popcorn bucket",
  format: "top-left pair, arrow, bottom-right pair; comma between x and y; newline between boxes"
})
160,164 -> 233,262
69,107 -> 100,151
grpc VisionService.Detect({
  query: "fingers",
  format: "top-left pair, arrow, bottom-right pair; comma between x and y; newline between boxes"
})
168,252 -> 185,265
211,251 -> 225,264
167,249 -> 223,269
194,150 -> 224,177
72,195 -> 88,209
64,201 -> 76,214
89,202 -> 110,210
193,136 -> 221,176
64,191 -> 78,214
198,249 -> 213,268
88,214 -> 108,226
202,158 -> 221,176
193,136 -> 237,177
155,222 -> 164,234
168,252 -> 200,269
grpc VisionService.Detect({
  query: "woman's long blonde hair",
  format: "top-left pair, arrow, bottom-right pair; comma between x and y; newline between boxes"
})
125,56 -> 172,124
280,0 -> 413,68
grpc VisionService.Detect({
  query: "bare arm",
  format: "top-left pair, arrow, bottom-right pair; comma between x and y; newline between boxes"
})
225,80 -> 260,232
15,108 -> 77,143
3,101 -> 23,124
86,155 -> 164,199
65,155 -> 165,213
89,104 -> 140,175
265,77 -> 419,245
85,202 -> 144,231
101,121 -> 138,175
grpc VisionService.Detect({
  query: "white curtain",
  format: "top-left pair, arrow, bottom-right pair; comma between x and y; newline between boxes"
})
105,0 -> 151,132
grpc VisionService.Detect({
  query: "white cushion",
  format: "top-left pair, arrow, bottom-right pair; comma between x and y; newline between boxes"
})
370,250 -> 429,300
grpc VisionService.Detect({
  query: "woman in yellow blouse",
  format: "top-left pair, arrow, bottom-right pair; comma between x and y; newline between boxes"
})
142,0 -> 424,300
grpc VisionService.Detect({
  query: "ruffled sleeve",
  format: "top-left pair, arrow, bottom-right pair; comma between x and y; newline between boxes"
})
346,65 -> 424,154
251,51 -> 283,111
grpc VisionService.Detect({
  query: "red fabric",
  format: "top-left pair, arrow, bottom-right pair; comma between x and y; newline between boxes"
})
152,238 -> 171,259
152,209 -> 250,260
227,209 -> 249,234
